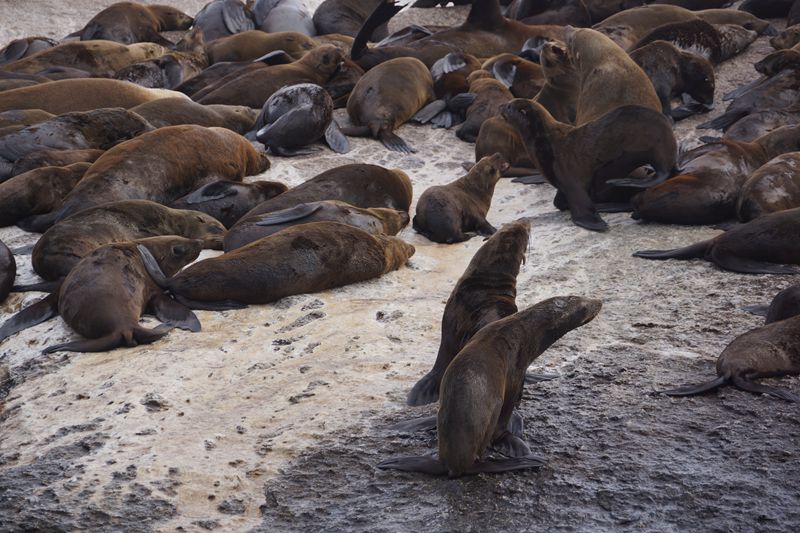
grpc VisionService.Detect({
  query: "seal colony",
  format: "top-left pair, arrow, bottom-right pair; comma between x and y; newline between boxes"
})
0,0 -> 799,527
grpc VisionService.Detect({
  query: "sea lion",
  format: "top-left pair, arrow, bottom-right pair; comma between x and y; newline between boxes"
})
170,180 -> 288,228
225,164 -> 412,250
632,125 -> 800,225
204,30 -> 315,63
71,2 -> 193,45
502,99 -> 677,231
0,109 -> 54,129
129,98 -> 257,133
663,315 -> 800,402
250,83 -> 350,156
716,109 -> 800,142
407,219 -> 530,406
0,240 -> 14,304
0,37 -> 58,65
10,148 -> 104,179
737,152 -> 800,222
29,200 -> 227,284
715,24 -> 759,62
455,76 -> 514,143
29,125 -> 270,229
313,0 -> 388,40
413,154 -> 507,243
475,117 -> 538,178
738,0 -> 793,19
634,207 -> 800,274
378,296 -> 602,477
251,0 -> 316,35
593,5 -> 699,48
0,79 -> 188,115
343,57 -> 434,153
138,221 -> 415,310
196,45 -> 343,108
763,285 -> 800,323
0,163 -> 91,227
193,0 -> 255,43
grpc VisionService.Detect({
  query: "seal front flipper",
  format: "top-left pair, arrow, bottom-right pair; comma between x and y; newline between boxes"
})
378,129 -> 416,154
12,280 -> 61,293
731,375 -> 800,403
150,294 -> 201,332
723,78 -> 765,101
662,375 -> 728,396
710,250 -> 800,275
633,241 -> 709,260
696,109 -> 748,131
447,92 -> 477,113
464,455 -> 546,475
475,220 -> 497,237
429,110 -> 459,129
137,244 -> 170,288
492,61 -> 516,89
376,454 -> 447,475
16,211 -> 59,233
0,292 -> 58,343
572,212 -> 608,232
253,50 -> 294,66
222,0 -> 255,35
407,370 -> 441,406
387,415 -> 437,433
525,372 -> 558,384
412,100 -> 447,124
270,145 -> 320,157
508,411 -> 524,437
491,433 -> 532,458
254,203 -> 325,226
324,121 -> 350,154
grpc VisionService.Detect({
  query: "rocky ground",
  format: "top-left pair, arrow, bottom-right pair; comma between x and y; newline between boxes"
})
0,2 -> 798,532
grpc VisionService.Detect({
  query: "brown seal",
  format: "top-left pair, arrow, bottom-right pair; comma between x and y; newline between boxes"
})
763,285 -> 800,323
30,200 -> 227,283
343,57 -> 434,153
129,98 -> 258,134
475,117 -> 538,178
593,5 -> 699,49
72,1 -> 193,45
0,79 -> 187,114
0,240 -> 14,304
502,99 -> 677,231
770,25 -> 800,50
634,207 -> 800,274
663,314 -> 800,403
632,125 -> 800,225
313,0 -> 388,40
413,154 -> 507,243
407,219 -> 530,406
169,180 -> 288,228
205,30 -> 316,63
695,8 -> 775,36
712,109 -> 800,143
10,148 -> 104,179
195,45 -> 343,108
225,164 -> 413,250
0,163 -> 91,227
483,53 -> 545,99
378,296 -> 602,477
533,41 -> 579,124
138,221 -> 415,310
737,152 -> 800,222
455,76 -> 514,143
630,19 -> 723,63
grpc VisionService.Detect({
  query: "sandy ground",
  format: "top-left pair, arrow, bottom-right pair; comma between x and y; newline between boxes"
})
0,2 -> 799,532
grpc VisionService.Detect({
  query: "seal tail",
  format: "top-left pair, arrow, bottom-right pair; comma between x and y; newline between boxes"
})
0,292 -> 58,343
696,109 -> 748,131
731,375 -> 800,403
633,240 -> 710,261
351,0 -> 404,60
662,375 -> 728,396
136,244 -> 171,289
42,324 -> 173,354
406,370 -> 441,406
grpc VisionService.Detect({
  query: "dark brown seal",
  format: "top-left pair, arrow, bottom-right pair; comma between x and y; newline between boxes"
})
225,164 -> 413,250
763,285 -> 800,323
413,154 -> 507,243
205,30 -> 316,63
130,98 -> 258,133
0,240 -> 14,304
737,152 -> 800,222
630,19 -> 722,63
533,41 -> 579,124
502,99 -> 677,231
407,219 -> 530,406
0,163 -> 91,227
455,76 -> 514,143
138,221 -> 415,310
72,1 -> 193,45
483,53 -> 545,99
170,180 -> 288,228
634,207 -> 800,274
475,117 -> 538,178
378,296 -> 602,477
313,0 -> 388,40
10,148 -> 104,179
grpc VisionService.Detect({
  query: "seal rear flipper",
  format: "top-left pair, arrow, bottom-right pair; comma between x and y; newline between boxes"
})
406,370 -> 441,406
376,454 -> 447,475
741,304 -> 769,317
464,455 -> 546,475
387,415 -> 437,433
150,294 -> 201,332
133,323 -> 175,344
662,375 -> 728,396
12,280 -> 61,293
696,109 -> 748,131
339,125 -> 371,138
254,203 -> 325,226
731,375 -> 800,402
491,433 -> 531,458
0,292 -> 58,343
698,135 -> 722,143
222,1 -> 255,35
709,250 -> 800,275
571,212 -> 608,232
352,0 -> 404,60
525,372 -> 558,384
633,241 -> 710,260
253,50 -> 294,66
430,110 -> 460,129
136,244 -> 170,289
431,53 -> 467,79
324,121 -> 350,154
270,145 -> 321,157
508,411 -> 524,437
671,102 -> 712,122
447,92 -> 477,112
412,100 -> 447,124
175,294 -> 248,311
378,129 -> 416,154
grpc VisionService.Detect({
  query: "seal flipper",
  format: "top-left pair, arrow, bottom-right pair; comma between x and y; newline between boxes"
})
633,240 -> 710,260
352,0 -> 404,60
137,244 -> 170,289
741,304 -> 769,317
184,183 -> 238,205
525,372 -> 558,384
710,250 -> 800,275
412,100 -> 447,124
662,375 -> 728,396
270,145 -> 320,157
324,121 -> 350,154
491,433 -> 531,458
222,1 -> 255,35
463,455 -> 546,475
376,454 -> 447,475
174,294 -> 248,311
42,324 -> 173,354
447,92 -> 477,112
388,415 -> 437,433
508,411 -> 524,437
696,109 -> 748,131
150,294 -> 201,332
378,129 -> 415,153
12,280 -> 61,293
253,50 -> 294,66
723,78 -> 765,101
731,375 -> 800,403
407,370 -> 440,406
254,203 -> 324,226
431,53 -> 467,79
0,292 -> 58,342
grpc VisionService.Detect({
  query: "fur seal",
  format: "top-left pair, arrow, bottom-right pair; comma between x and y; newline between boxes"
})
629,19 -> 722,62
113,27 -> 208,89
313,0 -> 388,40
762,285 -> 800,323
510,0 -> 592,26
10,148 -> 104,179
663,315 -> 800,403
30,200 -> 227,283
407,219 -> 530,406
0,79 -> 187,115
715,109 -> 800,143
484,53 -> 545,99
475,117 -> 537,178
193,0 -> 255,43
225,164 -> 413,250
0,37 -> 58,65
0,109 -> 54,129
413,154 -> 507,243
455,76 -> 514,143
205,30 -> 315,63
251,83 -> 349,155
343,57 -> 434,153
695,9 -> 775,36
634,207 -> 800,274
378,296 -> 602,477
593,5 -> 699,48
196,45 -> 344,108
71,2 -> 193,45
770,25 -> 800,50
631,125 -> 800,225
0,163 -> 91,227
169,180 -> 288,228
0,240 -> 14,304
129,98 -> 258,133
737,152 -> 800,222
138,221 -> 415,310
502,99 -> 677,231
532,41 -> 579,124
251,0 -> 316,35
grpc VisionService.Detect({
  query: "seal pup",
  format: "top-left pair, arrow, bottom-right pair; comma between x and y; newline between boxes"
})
378,296 -> 602,477
170,180 -> 288,228
130,98 -> 258,134
204,30 -> 316,63
193,0 -> 255,43
413,154 -> 507,243
407,219 -> 530,406
704,109 -> 800,143
454,75 -> 514,143
342,57 -> 434,153
138,221 -> 415,310
251,0 -> 316,35
474,117 -> 538,179
71,2 -> 193,45
312,0 -> 387,40
737,152 -> 800,222
770,25 -> 800,50
0,240 -> 14,304
663,316 -> 800,402
0,163 -> 91,227
251,83 -> 349,155
634,207 -> 800,274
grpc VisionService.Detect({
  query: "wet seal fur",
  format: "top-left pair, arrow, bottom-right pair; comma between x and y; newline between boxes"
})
138,221 -> 415,310
378,296 -> 602,477
407,219 -> 530,406
737,152 -> 800,222
413,154 -> 507,243
170,180 -> 288,228
634,207 -> 800,274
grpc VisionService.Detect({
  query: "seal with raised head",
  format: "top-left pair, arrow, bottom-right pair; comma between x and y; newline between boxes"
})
414,154 -> 507,243
407,219 -> 530,406
225,164 -> 412,250
0,240 -> 14,304
502,99 -> 677,231
378,296 -> 602,477
312,0 -> 387,40
138,221 -> 415,310
170,180 -> 288,229
130,98 -> 258,134
532,41 -> 579,124
634,207 -> 800,274
205,30 -> 316,63
737,152 -> 800,222
342,57 -> 434,153
71,2 -> 193,45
